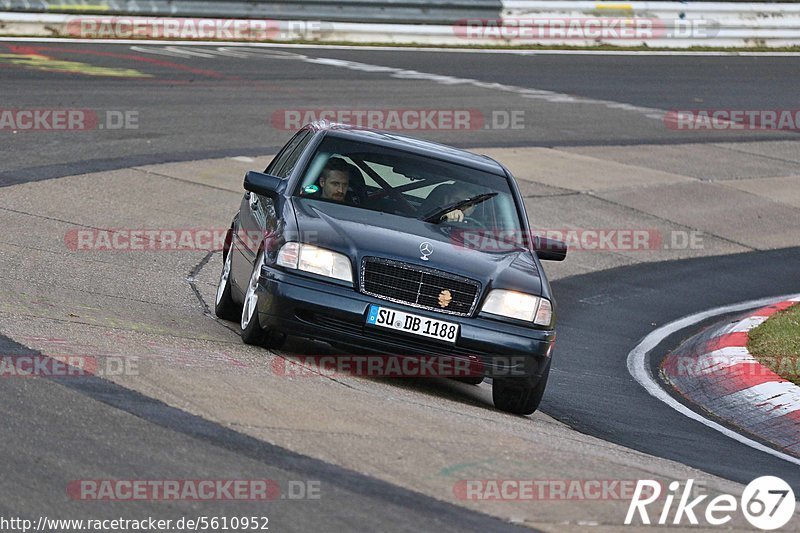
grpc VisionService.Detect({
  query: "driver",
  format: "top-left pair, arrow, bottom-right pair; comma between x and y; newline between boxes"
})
317,157 -> 351,202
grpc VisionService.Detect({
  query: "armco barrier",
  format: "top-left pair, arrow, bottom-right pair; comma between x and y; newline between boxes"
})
0,0 -> 503,23
2,1 -> 800,47
499,1 -> 800,46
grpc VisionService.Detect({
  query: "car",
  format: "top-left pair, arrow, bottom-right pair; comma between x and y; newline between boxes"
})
214,122 -> 567,415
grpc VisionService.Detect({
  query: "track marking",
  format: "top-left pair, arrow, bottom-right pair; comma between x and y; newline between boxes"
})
3,37 -> 800,56
117,45 -> 800,128
4,39 -> 798,124
303,56 -> 666,120
627,292 -> 800,467
123,42 -> 671,120
0,50 -> 151,77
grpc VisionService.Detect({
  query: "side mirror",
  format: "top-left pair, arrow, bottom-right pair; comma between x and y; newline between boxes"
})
533,235 -> 567,262
243,171 -> 284,199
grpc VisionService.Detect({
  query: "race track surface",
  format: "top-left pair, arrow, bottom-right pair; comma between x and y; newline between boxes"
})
1,41 -> 799,530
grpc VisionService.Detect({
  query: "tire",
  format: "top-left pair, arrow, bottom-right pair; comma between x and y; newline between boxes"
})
240,250 -> 286,349
492,364 -> 550,415
214,247 -> 240,321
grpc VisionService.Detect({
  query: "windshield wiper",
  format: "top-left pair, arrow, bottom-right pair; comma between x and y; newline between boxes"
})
421,192 -> 498,223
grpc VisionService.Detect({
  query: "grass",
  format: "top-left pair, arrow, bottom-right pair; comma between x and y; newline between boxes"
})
747,304 -> 800,386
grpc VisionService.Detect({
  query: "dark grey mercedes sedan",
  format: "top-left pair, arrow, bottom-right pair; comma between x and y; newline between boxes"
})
215,122 -> 566,415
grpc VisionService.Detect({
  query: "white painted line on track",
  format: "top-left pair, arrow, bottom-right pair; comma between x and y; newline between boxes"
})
5,38 -> 799,124
44,39 -> 675,121
303,56 -> 667,120
2,37 -> 800,56
626,292 -> 800,467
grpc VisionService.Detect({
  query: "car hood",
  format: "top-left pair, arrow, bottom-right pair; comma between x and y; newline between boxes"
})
292,198 -> 543,296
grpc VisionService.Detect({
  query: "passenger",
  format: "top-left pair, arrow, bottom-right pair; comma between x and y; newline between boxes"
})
422,183 -> 478,222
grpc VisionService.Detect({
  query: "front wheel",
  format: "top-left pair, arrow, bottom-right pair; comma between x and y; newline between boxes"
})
240,251 -> 286,349
492,364 -> 550,415
215,248 -> 240,321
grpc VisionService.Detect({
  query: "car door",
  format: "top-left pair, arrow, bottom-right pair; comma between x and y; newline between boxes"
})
231,129 -> 313,297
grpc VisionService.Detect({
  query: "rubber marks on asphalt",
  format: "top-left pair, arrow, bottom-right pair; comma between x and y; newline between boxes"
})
661,297 -> 800,457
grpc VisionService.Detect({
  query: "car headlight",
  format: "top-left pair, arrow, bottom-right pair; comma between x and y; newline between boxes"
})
481,289 -> 552,327
277,242 -> 353,284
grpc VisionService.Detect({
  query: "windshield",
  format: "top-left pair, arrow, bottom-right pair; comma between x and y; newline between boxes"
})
293,136 -> 524,235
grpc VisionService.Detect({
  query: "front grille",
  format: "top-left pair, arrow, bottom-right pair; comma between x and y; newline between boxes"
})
360,257 -> 480,316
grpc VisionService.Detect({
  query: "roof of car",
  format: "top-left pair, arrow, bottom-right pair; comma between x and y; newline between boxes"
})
306,121 -> 507,176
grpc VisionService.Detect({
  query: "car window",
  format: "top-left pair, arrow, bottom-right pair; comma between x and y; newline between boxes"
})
265,130 -> 303,175
266,130 -> 311,177
275,130 -> 314,178
293,136 -> 523,236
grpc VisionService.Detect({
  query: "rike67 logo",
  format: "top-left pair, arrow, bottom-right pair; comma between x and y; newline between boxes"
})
626,477 -> 796,530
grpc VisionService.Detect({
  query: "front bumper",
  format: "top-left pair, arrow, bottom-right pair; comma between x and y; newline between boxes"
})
255,266 -> 555,381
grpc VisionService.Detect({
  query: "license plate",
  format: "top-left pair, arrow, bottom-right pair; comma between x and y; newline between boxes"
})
366,305 -> 459,343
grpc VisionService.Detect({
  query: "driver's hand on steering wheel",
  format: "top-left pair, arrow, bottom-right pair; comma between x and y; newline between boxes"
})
441,209 -> 465,222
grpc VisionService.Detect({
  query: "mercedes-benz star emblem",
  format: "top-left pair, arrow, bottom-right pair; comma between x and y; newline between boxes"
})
419,242 -> 433,261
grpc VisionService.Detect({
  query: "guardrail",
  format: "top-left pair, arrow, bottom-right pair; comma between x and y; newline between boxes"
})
504,1 -> 800,16
499,1 -> 800,46
1,1 -> 800,47
0,0 -> 502,24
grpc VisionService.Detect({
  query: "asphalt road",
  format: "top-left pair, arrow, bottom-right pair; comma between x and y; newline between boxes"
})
545,247 -> 800,491
1,40 -> 799,528
2,42 -> 799,184
0,334 -> 527,532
